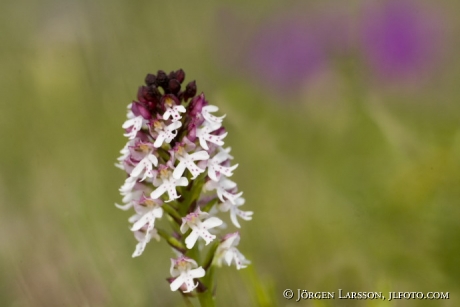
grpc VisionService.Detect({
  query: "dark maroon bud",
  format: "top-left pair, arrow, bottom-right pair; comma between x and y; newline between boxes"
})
177,91 -> 184,102
168,79 -> 181,94
131,102 -> 152,119
137,86 -> 147,103
183,80 -> 197,101
131,101 -> 141,117
146,100 -> 156,111
189,96 -> 199,116
156,70 -> 168,88
145,74 -> 156,86
175,69 -> 185,83
189,93 -> 205,116
145,85 -> 160,104
148,85 -> 161,97
143,86 -> 160,110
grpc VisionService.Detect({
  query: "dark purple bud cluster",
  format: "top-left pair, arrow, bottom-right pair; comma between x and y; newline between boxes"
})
136,69 -> 197,117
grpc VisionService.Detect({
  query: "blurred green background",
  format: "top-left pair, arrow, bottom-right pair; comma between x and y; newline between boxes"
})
1,0 -> 460,306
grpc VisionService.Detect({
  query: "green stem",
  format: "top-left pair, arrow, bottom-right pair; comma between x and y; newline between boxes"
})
182,295 -> 195,307
162,203 -> 182,224
197,288 -> 215,307
197,264 -> 216,307
202,242 -> 218,270
156,228 -> 186,253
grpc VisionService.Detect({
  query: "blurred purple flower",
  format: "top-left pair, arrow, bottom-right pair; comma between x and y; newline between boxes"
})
361,0 -> 444,80
215,6 -> 353,94
247,17 -> 325,91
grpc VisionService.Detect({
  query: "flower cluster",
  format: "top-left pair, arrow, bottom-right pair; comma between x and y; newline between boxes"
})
115,69 -> 252,294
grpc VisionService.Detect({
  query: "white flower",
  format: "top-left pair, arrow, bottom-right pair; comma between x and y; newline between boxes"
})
218,197 -> 253,228
204,177 -> 243,204
215,232 -> 250,270
116,179 -> 144,211
132,227 -> 160,258
115,190 -> 142,211
170,256 -> 205,293
173,150 -> 209,179
150,168 -> 188,202
217,146 -> 234,160
115,142 -> 131,170
129,196 -> 163,258
163,105 -> 186,122
152,121 -> 182,148
119,176 -> 137,195
206,149 -> 238,181
196,122 -> 227,150
130,196 -> 163,233
130,154 -> 158,181
180,208 -> 223,249
202,105 -> 226,125
128,139 -> 156,163
130,207 -> 163,232
122,115 -> 147,139
125,103 -> 135,119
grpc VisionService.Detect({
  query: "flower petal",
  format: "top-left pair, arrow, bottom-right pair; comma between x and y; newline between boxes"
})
190,151 -> 210,161
185,231 -> 200,249
150,184 -> 167,199
202,217 -> 223,229
189,267 -> 205,279
170,275 -> 186,291
115,202 -> 133,211
172,162 -> 187,179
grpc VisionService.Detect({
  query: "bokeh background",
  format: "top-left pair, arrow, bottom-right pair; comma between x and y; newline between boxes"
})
1,0 -> 460,306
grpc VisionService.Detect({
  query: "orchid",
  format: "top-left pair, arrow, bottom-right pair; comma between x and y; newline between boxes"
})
218,197 -> 253,228
122,115 -> 147,139
173,150 -> 209,179
115,70 -> 253,305
170,256 -> 205,293
150,167 -> 188,203
215,232 -> 250,270
180,209 -> 223,249
205,147 -> 238,181
204,177 -> 243,204
196,122 -> 227,150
